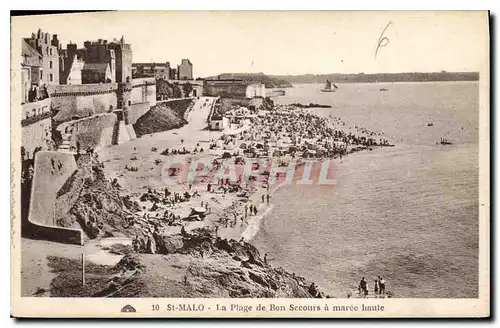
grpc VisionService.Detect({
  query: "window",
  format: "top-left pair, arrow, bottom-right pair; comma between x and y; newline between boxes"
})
46,47 -> 49,55
40,70 -> 43,80
49,61 -> 53,69
49,48 -> 53,56
49,73 -> 53,82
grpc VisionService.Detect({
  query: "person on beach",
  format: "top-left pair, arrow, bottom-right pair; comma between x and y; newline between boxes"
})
264,253 -> 268,264
261,194 -> 265,203
207,183 -> 211,192
374,278 -> 379,296
266,194 -> 270,204
254,206 -> 258,216
249,204 -> 254,216
245,204 -> 248,218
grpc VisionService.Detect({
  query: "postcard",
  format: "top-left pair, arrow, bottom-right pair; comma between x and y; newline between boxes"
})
10,10 -> 490,318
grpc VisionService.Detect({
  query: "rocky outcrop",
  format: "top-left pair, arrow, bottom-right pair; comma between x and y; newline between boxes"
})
54,158 -> 142,239
49,228 -> 320,298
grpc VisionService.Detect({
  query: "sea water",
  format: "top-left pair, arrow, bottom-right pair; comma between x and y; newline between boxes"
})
252,82 -> 479,298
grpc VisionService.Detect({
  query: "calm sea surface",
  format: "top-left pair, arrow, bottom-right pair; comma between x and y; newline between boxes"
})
252,82 -> 479,298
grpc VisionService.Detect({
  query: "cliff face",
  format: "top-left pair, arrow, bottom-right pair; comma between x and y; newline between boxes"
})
54,158 -> 141,239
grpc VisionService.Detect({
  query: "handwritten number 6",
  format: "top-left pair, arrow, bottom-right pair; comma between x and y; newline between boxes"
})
375,22 -> 392,59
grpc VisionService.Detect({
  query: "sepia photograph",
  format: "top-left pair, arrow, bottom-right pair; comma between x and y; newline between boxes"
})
10,10 -> 490,318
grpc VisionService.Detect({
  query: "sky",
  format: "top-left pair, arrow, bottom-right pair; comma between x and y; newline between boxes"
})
12,11 -> 489,78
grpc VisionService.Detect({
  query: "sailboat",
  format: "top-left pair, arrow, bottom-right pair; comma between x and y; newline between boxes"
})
321,79 -> 338,92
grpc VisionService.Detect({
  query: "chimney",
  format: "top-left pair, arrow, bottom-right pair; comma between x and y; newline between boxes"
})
51,34 -> 59,48
59,57 -> 65,72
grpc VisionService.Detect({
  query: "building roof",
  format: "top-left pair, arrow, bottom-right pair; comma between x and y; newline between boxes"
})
82,62 -> 109,72
21,39 -> 42,66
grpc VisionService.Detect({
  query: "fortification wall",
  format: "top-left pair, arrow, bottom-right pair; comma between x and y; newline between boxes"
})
21,117 -> 53,158
26,151 -> 83,245
57,113 -> 117,151
125,102 -> 151,125
204,82 -> 248,98
50,83 -> 118,122
22,98 -> 51,120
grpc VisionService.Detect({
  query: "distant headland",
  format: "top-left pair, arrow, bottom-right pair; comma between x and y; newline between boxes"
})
269,71 -> 479,84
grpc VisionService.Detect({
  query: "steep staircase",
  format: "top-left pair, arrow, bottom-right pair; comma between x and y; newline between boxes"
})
111,119 -> 121,145
58,125 -> 74,153
111,120 -> 132,145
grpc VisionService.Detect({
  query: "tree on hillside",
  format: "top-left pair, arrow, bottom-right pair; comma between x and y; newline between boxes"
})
182,83 -> 193,97
173,83 -> 183,98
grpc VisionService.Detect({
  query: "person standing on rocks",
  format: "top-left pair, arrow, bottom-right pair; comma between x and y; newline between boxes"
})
245,204 -> 248,218
359,277 -> 368,298
379,277 -> 386,296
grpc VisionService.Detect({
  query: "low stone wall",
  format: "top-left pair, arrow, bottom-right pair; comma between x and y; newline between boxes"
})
21,117 -> 53,158
26,151 -> 83,245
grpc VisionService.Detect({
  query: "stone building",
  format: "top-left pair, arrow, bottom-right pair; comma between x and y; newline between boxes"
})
21,39 -> 43,103
81,63 -> 113,84
24,29 -> 60,86
61,36 -> 132,84
245,83 -> 266,98
82,39 -> 116,83
178,59 -> 193,80
204,79 -> 266,99
107,36 -> 132,83
59,43 -> 85,85
132,62 -> 174,79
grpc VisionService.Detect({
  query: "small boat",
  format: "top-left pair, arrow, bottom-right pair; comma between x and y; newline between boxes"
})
321,79 -> 338,92
428,123 -> 434,126
438,137 -> 453,145
380,88 -> 388,91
